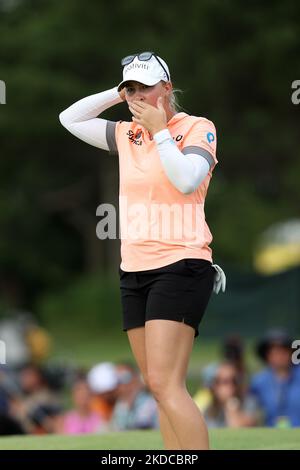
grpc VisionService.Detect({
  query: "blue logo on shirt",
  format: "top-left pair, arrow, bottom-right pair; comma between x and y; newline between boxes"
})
207,132 -> 215,144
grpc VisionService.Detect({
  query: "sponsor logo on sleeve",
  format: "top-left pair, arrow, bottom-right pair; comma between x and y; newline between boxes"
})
207,132 -> 215,144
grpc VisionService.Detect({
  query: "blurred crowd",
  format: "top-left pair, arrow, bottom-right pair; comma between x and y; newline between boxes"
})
0,358 -> 159,436
0,314 -> 299,436
0,313 -> 159,435
194,331 -> 300,428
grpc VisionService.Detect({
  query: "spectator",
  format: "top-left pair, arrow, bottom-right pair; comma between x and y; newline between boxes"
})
9,363 -> 62,434
0,367 -> 25,435
60,376 -> 106,434
87,362 -> 119,423
109,363 -> 159,431
27,403 -> 63,434
0,312 -> 52,368
222,335 -> 246,382
202,361 -> 261,428
250,329 -> 300,427
194,363 -> 218,412
194,335 -> 247,412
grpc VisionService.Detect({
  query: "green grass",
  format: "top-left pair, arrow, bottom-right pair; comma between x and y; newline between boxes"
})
0,429 -> 299,450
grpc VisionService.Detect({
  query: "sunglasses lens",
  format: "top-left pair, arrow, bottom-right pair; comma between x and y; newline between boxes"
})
138,51 -> 153,61
121,55 -> 135,66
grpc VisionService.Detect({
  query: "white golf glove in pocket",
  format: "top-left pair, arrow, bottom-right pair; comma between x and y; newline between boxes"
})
212,264 -> 226,294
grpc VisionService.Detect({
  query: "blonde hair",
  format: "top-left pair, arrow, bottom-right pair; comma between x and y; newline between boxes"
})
169,87 -> 185,112
161,80 -> 186,112
159,80 -> 187,113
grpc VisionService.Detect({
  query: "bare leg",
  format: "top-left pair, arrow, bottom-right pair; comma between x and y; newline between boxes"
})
157,404 -> 182,450
127,327 -> 181,449
145,319 -> 209,450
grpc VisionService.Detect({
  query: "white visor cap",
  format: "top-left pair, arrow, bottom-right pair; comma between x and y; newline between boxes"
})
87,362 -> 119,394
117,55 -> 170,92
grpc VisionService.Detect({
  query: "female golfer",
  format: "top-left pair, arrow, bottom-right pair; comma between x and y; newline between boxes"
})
59,52 -> 226,450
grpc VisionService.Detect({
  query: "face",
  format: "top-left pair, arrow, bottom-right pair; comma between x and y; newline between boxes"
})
212,364 -> 239,403
266,345 -> 291,369
116,364 -> 140,397
20,366 -> 43,393
99,389 -> 118,404
72,380 -> 92,409
124,80 -> 172,108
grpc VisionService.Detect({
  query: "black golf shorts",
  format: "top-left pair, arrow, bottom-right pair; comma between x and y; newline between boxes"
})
119,258 -> 215,338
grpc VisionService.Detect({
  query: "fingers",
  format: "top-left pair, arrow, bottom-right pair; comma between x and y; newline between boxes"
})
128,100 -> 148,113
221,272 -> 226,292
214,278 -> 221,294
128,104 -> 142,119
132,100 -> 147,109
128,106 -> 140,117
212,264 -> 227,294
213,280 -> 220,294
128,101 -> 151,123
132,116 -> 141,123
130,101 -> 147,112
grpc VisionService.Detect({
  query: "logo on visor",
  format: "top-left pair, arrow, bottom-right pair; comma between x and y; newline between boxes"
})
125,63 -> 150,72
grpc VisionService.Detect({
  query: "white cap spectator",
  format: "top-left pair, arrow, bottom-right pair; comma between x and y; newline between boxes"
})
87,362 -> 119,394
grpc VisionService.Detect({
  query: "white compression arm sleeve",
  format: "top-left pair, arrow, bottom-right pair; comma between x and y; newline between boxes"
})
153,128 -> 210,194
59,86 -> 122,150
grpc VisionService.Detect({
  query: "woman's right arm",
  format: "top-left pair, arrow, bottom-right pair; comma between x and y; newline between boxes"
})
59,86 -> 125,151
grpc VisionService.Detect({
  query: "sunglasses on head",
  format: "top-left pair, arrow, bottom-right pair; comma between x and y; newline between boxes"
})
121,51 -> 170,82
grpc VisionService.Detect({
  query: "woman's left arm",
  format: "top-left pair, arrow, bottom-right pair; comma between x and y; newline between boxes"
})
153,129 -> 211,194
